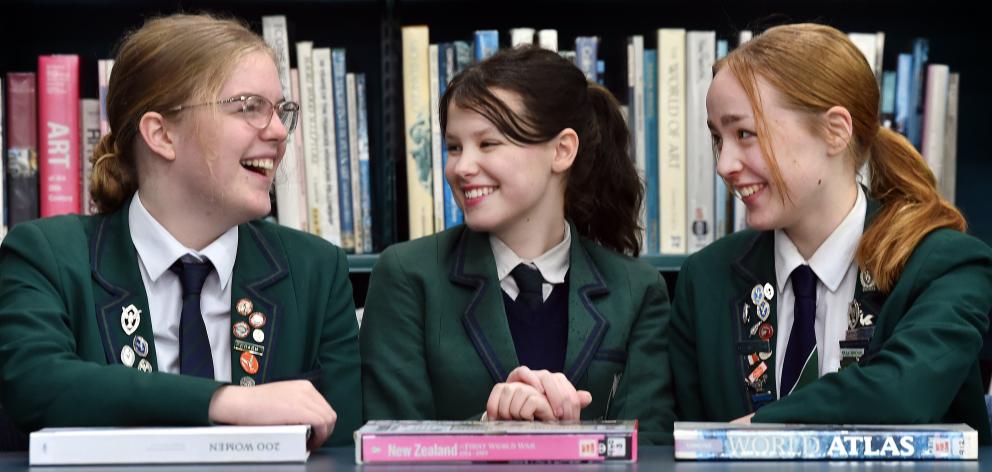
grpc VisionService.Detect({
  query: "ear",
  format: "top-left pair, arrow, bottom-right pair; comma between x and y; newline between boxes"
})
138,111 -> 177,162
823,105 -> 853,156
550,128 -> 578,174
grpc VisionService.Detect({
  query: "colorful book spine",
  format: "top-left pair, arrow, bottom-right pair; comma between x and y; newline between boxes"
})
38,55 -> 81,217
80,98 -> 100,215
894,53 -> 913,136
429,44 -> 444,233
473,30 -> 499,62
685,31 -> 715,253
575,36 -> 599,83
657,29 -> 686,254
356,74 -> 373,253
402,26 -> 434,240
439,43 -> 461,229
906,38 -> 929,150
4,72 -> 39,227
346,73 -> 364,254
674,422 -> 978,460
643,49 -> 659,254
332,48 -> 354,251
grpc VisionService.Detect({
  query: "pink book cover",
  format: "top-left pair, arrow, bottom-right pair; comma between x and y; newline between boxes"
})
38,54 -> 81,217
355,420 -> 637,464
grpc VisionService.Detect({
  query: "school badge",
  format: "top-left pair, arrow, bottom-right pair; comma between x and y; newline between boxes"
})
121,304 -> 141,336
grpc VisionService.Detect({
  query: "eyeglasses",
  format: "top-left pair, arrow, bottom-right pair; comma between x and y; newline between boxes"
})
167,95 -> 300,134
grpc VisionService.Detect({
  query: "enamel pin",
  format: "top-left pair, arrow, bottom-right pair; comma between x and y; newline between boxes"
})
120,304 -> 141,336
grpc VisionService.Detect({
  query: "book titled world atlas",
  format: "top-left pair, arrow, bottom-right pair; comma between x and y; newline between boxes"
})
674,422 -> 977,460
355,420 -> 637,464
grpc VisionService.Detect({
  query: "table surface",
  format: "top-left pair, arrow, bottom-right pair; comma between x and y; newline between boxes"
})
0,446 -> 987,471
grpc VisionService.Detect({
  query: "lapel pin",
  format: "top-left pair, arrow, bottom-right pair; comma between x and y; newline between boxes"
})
758,351 -> 772,361
120,345 -> 136,367
252,329 -> 265,343
248,312 -> 267,329
232,321 -> 250,340
239,376 -> 256,387
763,283 -> 775,301
860,268 -> 877,292
120,304 -> 141,336
236,298 -> 254,317
137,359 -> 153,373
848,301 -> 862,330
240,351 -> 260,375
758,322 -> 774,341
750,285 -> 765,305
742,304 -> 750,325
756,299 -> 771,322
133,335 -> 150,358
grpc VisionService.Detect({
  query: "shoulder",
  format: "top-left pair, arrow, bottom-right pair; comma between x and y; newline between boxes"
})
579,237 -> 663,291
904,228 -> 992,273
682,229 -> 764,273
375,226 -> 465,273
2,214 -> 93,255
245,219 -> 346,267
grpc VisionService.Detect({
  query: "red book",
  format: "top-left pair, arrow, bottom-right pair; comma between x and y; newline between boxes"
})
38,55 -> 80,217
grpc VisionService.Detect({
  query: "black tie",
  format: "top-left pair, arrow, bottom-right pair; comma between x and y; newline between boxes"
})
511,264 -> 545,309
170,256 -> 215,379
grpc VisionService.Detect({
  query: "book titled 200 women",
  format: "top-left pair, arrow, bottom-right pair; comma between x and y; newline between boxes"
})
355,420 -> 637,464
674,422 -> 977,460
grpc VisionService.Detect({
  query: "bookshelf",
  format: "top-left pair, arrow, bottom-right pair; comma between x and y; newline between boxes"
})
2,0 -> 988,308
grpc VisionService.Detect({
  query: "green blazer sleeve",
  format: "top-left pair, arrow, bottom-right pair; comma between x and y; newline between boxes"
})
754,230 -> 992,439
361,244 -> 435,420
670,252 -> 705,421
0,219 -> 221,430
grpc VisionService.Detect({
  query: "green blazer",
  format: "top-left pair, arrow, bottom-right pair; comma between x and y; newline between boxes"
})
0,205 -> 361,446
360,225 -> 675,444
671,211 -> 992,443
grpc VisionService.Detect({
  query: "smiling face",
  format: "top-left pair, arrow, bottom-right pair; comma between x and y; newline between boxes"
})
443,88 -> 566,239
706,67 -> 835,233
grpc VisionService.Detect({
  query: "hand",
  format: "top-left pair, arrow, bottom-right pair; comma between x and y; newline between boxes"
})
486,382 -> 557,421
731,413 -> 755,425
505,366 -> 592,420
209,380 -> 336,450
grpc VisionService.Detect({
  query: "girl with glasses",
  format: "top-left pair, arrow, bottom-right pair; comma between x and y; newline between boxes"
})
0,14 -> 358,450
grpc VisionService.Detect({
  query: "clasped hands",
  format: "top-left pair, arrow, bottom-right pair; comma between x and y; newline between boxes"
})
485,366 -> 593,421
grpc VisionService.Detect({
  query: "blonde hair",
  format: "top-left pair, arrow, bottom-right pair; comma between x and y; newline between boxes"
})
90,13 -> 273,213
717,23 -> 965,292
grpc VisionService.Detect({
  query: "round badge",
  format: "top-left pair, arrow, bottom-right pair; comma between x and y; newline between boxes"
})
232,321 -> 250,339
133,335 -> 149,358
137,358 -> 153,373
240,351 -> 260,375
756,299 -> 771,322
759,351 -> 772,360
239,376 -> 256,387
859,268 -> 876,291
252,329 -> 265,343
236,298 -> 254,317
248,312 -> 266,329
763,283 -> 775,301
120,345 -> 136,367
757,322 -> 774,341
750,285 -> 764,305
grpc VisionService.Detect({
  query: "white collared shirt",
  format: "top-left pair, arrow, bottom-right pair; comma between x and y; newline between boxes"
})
773,186 -> 866,396
129,192 -> 238,382
490,222 -> 571,302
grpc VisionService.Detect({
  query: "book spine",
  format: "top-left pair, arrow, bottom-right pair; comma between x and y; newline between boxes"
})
402,26 -> 434,240
298,42 -> 324,238
346,73 -> 363,254
80,98 -> 100,215
356,74 -> 373,253
97,60 -> 113,136
921,64 -> 949,185
657,29 -> 686,254
290,68 -> 310,232
643,49 -> 659,254
473,30 -> 499,62
429,44 -> 444,233
906,38 -> 929,150
38,55 -> 81,217
308,46 -> 339,243
509,28 -> 535,47
358,433 -> 636,463
881,70 -> 897,129
685,31 -> 715,253
674,428 -> 978,460
627,36 -> 645,253
714,41 -> 729,239
439,43 -> 461,229
0,76 -> 5,239
894,53 -> 913,136
4,72 -> 39,227
537,29 -> 558,52
575,36 -> 599,83
332,48 -> 354,251
941,73 -> 959,204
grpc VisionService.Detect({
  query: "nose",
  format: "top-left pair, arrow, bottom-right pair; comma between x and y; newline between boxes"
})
450,147 -> 479,179
262,111 -> 290,142
714,144 -> 743,181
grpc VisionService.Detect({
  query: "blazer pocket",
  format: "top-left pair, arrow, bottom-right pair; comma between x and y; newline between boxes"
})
267,368 -> 323,390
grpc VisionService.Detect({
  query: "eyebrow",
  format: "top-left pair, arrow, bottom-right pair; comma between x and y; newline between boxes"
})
706,114 -> 748,131
446,126 -> 497,141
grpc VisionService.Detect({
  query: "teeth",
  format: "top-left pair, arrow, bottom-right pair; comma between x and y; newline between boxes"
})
738,184 -> 764,198
464,187 -> 497,199
242,159 -> 274,171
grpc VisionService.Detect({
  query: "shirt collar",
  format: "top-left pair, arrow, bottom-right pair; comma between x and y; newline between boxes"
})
491,221 -> 571,284
128,192 -> 239,289
775,185 -> 866,293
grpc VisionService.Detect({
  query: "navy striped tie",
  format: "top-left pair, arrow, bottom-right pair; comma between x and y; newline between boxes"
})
781,264 -> 819,396
170,256 -> 215,379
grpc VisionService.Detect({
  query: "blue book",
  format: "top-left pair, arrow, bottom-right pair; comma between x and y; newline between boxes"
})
473,30 -> 498,62
331,48 -> 354,251
881,70 -> 896,127
715,40 -> 729,239
454,41 -> 471,74
675,422 -> 978,460
575,36 -> 599,82
356,74 -> 373,253
643,49 -> 659,254
894,53 -> 913,136
906,38 -> 929,150
438,43 -> 462,228
595,59 -> 605,85
716,39 -> 728,59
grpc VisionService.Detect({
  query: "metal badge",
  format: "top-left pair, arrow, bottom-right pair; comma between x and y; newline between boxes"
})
847,301 -> 862,330
234,339 -> 265,357
763,283 -> 775,301
239,376 -> 256,387
756,299 -> 770,322
746,361 -> 768,384
741,304 -> 750,325
137,359 -> 153,373
749,321 -> 762,337
236,298 -> 254,317
248,312 -> 267,329
239,351 -> 260,375
120,345 -> 136,367
746,353 -> 760,366
750,285 -> 765,305
757,322 -> 774,341
860,268 -> 877,292
758,351 -> 772,360
252,329 -> 265,343
133,335 -> 149,358
232,321 -> 250,340
120,304 -> 141,336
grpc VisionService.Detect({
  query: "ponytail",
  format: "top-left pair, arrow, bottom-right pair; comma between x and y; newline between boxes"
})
89,132 -> 137,214
857,127 -> 965,292
565,83 -> 643,256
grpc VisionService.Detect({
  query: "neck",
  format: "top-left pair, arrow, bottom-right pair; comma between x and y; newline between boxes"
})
139,189 -> 232,252
785,180 -> 858,260
495,218 -> 566,261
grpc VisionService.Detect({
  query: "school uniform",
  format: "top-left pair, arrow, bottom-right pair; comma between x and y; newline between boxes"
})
0,196 -> 361,446
670,193 -> 992,443
360,223 -> 675,444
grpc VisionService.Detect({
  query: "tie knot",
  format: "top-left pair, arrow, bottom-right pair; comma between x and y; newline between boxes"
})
790,264 -> 817,299
511,264 -> 544,295
170,256 -> 213,297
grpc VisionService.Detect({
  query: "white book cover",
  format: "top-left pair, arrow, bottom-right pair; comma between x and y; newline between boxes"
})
626,35 -> 645,253
296,42 -> 322,237
686,31 -> 715,253
874,32 -> 886,86
402,26 -> 434,240
429,44 -> 444,233
97,59 -> 114,136
30,425 -> 309,465
658,28 -> 686,254
538,29 -> 558,52
847,32 -> 878,78
346,73 -> 364,254
921,64 -> 949,186
290,68 -> 309,232
263,15 -> 305,231
314,47 -> 342,245
941,73 -> 959,204
80,98 -> 100,215
510,28 -> 535,47
737,30 -> 752,46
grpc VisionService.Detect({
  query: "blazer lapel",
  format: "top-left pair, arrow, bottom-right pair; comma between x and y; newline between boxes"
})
730,231 -> 779,408
562,233 -> 610,384
230,223 -> 290,384
90,206 -> 158,371
449,228 -> 519,384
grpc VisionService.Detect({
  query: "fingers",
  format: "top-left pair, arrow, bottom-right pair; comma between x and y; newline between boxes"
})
577,390 -> 593,408
486,383 -> 503,420
521,395 -> 555,421
506,366 -> 544,393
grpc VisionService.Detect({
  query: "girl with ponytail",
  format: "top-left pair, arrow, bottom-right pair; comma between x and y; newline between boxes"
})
362,45 -> 674,444
671,23 -> 992,443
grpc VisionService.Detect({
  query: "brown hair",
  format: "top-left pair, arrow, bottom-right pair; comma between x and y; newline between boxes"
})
717,23 -> 964,291
439,46 -> 644,255
90,13 -> 273,214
